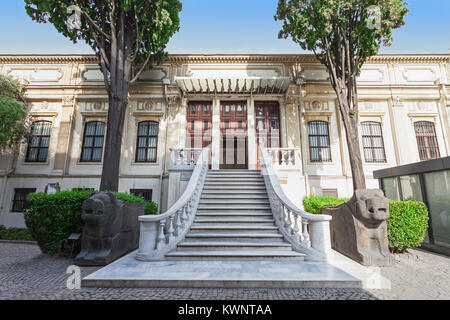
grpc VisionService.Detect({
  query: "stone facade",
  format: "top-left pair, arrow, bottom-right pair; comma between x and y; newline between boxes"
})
0,54 -> 449,228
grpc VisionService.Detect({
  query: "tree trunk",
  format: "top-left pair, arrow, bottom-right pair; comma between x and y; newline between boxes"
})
99,79 -> 130,192
342,116 -> 367,190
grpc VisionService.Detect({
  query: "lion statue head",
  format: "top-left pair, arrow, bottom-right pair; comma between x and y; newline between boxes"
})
81,192 -> 119,233
352,189 -> 390,226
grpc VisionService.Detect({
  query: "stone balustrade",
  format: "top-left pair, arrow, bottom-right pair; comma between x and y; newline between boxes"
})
168,148 -> 204,172
266,148 -> 301,169
260,147 -> 332,262
136,148 -> 209,261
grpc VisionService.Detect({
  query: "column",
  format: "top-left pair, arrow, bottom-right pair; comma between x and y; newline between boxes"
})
53,97 -> 75,174
211,98 -> 221,170
247,97 -> 256,170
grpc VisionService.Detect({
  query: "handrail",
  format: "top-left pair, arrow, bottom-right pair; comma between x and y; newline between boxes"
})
260,147 -> 332,261
136,148 -> 209,261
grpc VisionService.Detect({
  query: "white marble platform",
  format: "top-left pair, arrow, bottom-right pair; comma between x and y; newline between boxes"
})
82,250 -> 390,289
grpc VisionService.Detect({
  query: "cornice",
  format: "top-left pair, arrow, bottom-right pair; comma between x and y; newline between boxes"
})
0,54 -> 448,65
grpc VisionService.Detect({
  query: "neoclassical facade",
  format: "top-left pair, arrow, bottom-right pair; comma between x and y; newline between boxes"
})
0,54 -> 449,228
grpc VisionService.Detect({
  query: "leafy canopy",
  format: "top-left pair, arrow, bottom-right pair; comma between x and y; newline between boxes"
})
24,0 -> 182,84
275,0 -> 408,76
0,75 -> 29,153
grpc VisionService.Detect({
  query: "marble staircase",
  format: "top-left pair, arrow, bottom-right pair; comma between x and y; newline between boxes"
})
165,170 -> 306,260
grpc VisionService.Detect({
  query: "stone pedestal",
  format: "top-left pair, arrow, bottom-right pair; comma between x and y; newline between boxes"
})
323,189 -> 393,266
75,192 -> 144,266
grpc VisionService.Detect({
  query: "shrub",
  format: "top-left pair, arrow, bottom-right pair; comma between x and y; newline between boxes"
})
387,200 -> 429,253
24,190 -> 157,254
0,227 -> 34,241
303,196 -> 349,214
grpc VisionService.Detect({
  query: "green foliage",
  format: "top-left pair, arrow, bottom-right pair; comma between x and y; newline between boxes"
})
387,200 -> 429,253
275,0 -> 409,76
0,226 -> 34,241
0,75 -> 29,153
303,196 -> 429,252
303,195 -> 349,214
24,190 -> 157,254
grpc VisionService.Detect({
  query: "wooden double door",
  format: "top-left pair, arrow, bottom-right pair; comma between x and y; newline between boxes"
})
220,101 -> 248,169
255,101 -> 281,169
186,101 -> 212,166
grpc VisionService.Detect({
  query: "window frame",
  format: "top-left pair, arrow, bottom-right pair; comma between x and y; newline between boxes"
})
130,189 -> 153,202
25,121 -> 52,163
414,121 -> 441,161
11,188 -> 36,213
135,121 -> 159,163
360,121 -> 387,163
80,121 -> 106,163
307,120 -> 332,163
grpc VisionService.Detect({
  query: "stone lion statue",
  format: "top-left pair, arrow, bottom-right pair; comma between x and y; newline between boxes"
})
323,189 -> 393,266
75,192 -> 143,266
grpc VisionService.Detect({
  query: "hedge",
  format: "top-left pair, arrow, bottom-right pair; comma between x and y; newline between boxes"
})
302,196 -> 429,253
24,190 -> 157,254
0,226 -> 34,241
303,196 -> 350,214
387,201 -> 429,253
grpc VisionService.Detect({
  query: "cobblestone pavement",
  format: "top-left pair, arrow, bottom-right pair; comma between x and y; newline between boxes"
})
1,243 -> 447,300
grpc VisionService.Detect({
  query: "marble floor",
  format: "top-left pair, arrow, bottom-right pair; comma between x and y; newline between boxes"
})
82,250 -> 390,289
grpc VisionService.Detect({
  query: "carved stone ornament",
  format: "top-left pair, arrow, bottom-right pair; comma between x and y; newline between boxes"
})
75,192 -> 144,266
311,100 -> 321,110
93,102 -> 103,111
323,189 -> 393,266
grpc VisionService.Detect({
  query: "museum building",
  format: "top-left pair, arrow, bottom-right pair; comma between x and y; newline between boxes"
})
0,54 -> 449,229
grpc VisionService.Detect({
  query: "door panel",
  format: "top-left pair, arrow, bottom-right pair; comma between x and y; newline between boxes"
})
220,101 -> 248,169
255,101 -> 281,169
186,101 -> 212,166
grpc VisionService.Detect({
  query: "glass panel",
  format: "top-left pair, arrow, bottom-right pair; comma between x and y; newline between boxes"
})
138,122 -> 148,136
84,137 -> 93,147
204,105 -> 209,114
96,122 -> 105,135
30,137 -> 40,147
382,177 -> 400,201
238,121 -> 243,129
424,170 -> 450,249
237,105 -> 243,114
94,137 -> 104,148
40,137 -> 50,147
28,148 -> 38,162
92,148 -> 102,161
85,122 -> 96,135
257,106 -> 263,116
136,148 -> 145,162
148,137 -> 157,148
191,105 -> 196,114
138,137 -> 147,148
82,148 -> 92,161
399,175 -> 423,201
38,148 -> 48,162
149,122 -> 159,136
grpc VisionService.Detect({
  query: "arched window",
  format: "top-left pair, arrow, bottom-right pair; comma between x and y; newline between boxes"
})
26,121 -> 52,162
307,121 -> 332,162
361,121 -> 386,163
80,121 -> 105,162
414,121 -> 440,161
136,121 -> 159,163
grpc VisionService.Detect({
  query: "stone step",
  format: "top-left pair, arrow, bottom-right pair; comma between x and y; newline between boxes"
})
196,211 -> 273,217
190,225 -> 279,234
197,205 -> 272,211
194,217 -> 274,224
206,176 -> 264,180
185,233 -> 285,242
203,186 -> 267,191
176,241 -> 292,251
204,182 -> 266,187
199,199 -> 270,205
200,193 -> 269,199
208,170 -> 261,174
165,250 -> 305,260
201,189 -> 268,194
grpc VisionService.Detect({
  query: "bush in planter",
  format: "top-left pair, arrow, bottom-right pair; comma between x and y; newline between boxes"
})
302,196 -> 349,214
387,200 -> 429,253
24,190 -> 157,254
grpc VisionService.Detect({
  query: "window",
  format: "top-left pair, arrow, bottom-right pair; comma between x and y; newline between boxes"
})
130,189 -> 153,202
11,188 -> 36,212
414,121 -> 440,161
80,121 -> 105,162
308,121 -> 332,162
361,121 -> 387,163
136,121 -> 159,163
26,121 -> 52,162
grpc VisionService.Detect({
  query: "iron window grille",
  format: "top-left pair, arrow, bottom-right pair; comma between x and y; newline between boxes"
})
25,121 -> 52,162
11,188 -> 36,212
136,121 -> 159,163
414,121 -> 440,161
130,189 -> 153,202
361,121 -> 387,163
80,121 -> 105,162
308,121 -> 332,162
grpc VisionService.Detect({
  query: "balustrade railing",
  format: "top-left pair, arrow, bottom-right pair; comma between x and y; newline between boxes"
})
168,148 -> 204,172
266,148 -> 301,169
260,147 -> 332,261
136,148 -> 209,261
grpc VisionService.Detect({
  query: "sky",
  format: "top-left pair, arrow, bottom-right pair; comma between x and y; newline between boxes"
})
0,0 -> 449,55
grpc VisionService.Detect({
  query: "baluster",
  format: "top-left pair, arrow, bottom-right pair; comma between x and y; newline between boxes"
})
291,150 -> 295,166
166,216 -> 175,242
293,213 -> 300,240
286,209 -> 293,234
275,150 -> 280,167
282,150 -> 288,166
173,210 -> 181,237
282,205 -> 289,230
190,150 -> 195,165
302,219 -> 311,248
179,206 -> 186,229
156,220 -> 166,249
